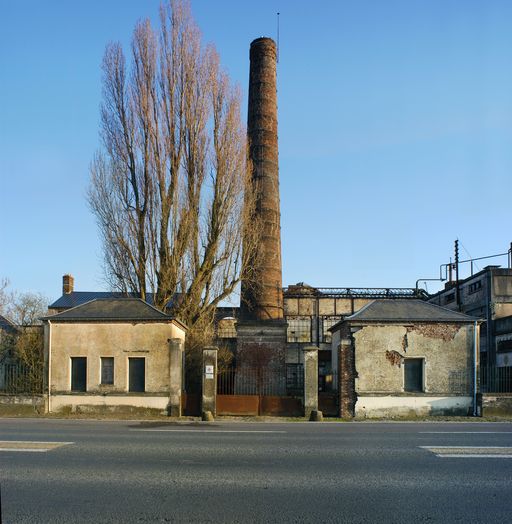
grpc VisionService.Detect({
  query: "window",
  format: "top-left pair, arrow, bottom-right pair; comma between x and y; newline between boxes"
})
322,317 -> 341,343
444,293 -> 455,304
497,340 -> 512,353
468,280 -> 482,294
128,358 -> 145,392
101,357 -> 114,385
404,358 -> 423,392
287,317 -> 311,343
71,357 -> 87,392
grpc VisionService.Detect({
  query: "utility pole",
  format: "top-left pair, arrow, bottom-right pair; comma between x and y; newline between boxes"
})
455,239 -> 461,311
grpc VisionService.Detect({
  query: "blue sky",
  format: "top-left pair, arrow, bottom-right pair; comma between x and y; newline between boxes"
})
1,0 -> 511,301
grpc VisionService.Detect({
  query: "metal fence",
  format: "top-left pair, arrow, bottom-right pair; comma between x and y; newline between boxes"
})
0,361 -> 43,394
218,365 -> 303,397
480,366 -> 512,393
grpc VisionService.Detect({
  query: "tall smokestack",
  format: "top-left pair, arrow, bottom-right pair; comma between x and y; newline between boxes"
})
241,37 -> 283,321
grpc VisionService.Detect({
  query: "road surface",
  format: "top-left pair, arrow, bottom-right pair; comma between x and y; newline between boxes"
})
1,418 -> 511,523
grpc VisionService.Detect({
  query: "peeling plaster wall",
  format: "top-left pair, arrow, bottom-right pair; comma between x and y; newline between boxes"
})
354,323 -> 473,395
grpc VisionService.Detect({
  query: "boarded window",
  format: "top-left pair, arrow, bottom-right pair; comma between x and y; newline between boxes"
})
101,357 -> 114,385
71,357 -> 87,392
404,359 -> 423,392
287,317 -> 311,343
129,358 -> 145,392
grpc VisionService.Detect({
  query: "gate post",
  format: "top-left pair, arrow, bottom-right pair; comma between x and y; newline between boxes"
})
167,338 -> 184,417
303,346 -> 319,419
339,338 -> 356,418
202,347 -> 218,418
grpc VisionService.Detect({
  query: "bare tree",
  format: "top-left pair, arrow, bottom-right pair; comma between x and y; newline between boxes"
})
88,1 -> 261,334
0,280 -> 47,393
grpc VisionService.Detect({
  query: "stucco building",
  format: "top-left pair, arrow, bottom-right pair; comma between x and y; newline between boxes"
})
330,299 -> 479,418
42,298 -> 186,414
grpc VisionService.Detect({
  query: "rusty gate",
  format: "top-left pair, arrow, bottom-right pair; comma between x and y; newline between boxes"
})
216,366 -> 303,416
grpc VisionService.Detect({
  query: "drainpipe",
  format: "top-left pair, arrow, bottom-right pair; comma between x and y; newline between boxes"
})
473,321 -> 478,417
47,320 -> 52,414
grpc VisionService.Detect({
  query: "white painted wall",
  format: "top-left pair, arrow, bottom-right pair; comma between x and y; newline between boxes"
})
50,394 -> 169,412
355,395 -> 472,418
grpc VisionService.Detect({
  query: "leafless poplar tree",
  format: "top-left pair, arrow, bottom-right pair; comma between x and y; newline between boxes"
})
88,1 -> 261,332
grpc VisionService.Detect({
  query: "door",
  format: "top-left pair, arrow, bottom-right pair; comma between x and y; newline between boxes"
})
404,358 -> 423,392
129,358 -> 145,392
71,357 -> 87,392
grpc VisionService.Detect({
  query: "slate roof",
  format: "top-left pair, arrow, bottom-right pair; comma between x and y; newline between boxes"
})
342,299 -> 479,324
49,292 -> 178,310
42,298 -> 186,328
0,315 -> 18,334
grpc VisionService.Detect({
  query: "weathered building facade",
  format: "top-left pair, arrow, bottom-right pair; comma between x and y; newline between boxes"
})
330,300 -> 478,418
281,284 -> 427,390
428,266 -> 512,369
43,298 -> 186,414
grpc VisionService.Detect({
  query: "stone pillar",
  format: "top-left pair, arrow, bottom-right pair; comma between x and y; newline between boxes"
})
202,347 -> 218,417
167,338 -> 184,417
339,338 -> 356,418
303,346 -> 319,419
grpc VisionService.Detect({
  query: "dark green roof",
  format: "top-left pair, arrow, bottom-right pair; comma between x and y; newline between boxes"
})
42,298 -> 186,329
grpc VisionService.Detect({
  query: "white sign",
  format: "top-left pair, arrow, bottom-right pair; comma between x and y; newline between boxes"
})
205,373 -> 214,380
205,365 -> 214,374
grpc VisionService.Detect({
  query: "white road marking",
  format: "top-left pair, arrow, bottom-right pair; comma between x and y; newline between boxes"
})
438,454 -> 512,458
0,441 -> 74,452
0,448 -> 50,453
133,429 -> 286,433
420,446 -> 512,458
420,431 -> 512,434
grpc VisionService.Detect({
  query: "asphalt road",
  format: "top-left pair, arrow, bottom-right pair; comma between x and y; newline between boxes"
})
1,418 -> 512,523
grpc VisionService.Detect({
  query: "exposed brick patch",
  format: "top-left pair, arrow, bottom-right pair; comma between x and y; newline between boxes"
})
406,323 -> 459,341
385,350 -> 404,367
339,337 -> 356,418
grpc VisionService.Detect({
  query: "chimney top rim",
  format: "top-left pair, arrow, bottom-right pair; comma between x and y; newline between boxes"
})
251,37 -> 276,47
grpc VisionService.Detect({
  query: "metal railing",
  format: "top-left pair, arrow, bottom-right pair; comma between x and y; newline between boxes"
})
284,287 -> 428,299
0,362 -> 43,395
480,366 -> 512,393
218,365 -> 303,396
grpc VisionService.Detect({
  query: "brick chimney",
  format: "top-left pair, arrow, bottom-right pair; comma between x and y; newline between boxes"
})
62,274 -> 74,295
240,37 -> 284,321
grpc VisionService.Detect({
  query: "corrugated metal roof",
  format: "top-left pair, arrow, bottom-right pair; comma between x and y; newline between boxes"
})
344,299 -> 479,323
42,298 -> 180,324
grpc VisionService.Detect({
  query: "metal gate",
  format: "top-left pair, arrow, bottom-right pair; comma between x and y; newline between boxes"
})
217,366 -> 303,416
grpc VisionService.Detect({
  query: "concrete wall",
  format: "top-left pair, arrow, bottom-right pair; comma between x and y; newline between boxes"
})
50,394 -> 169,412
47,321 -> 185,411
356,395 -> 473,418
482,393 -> 512,416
